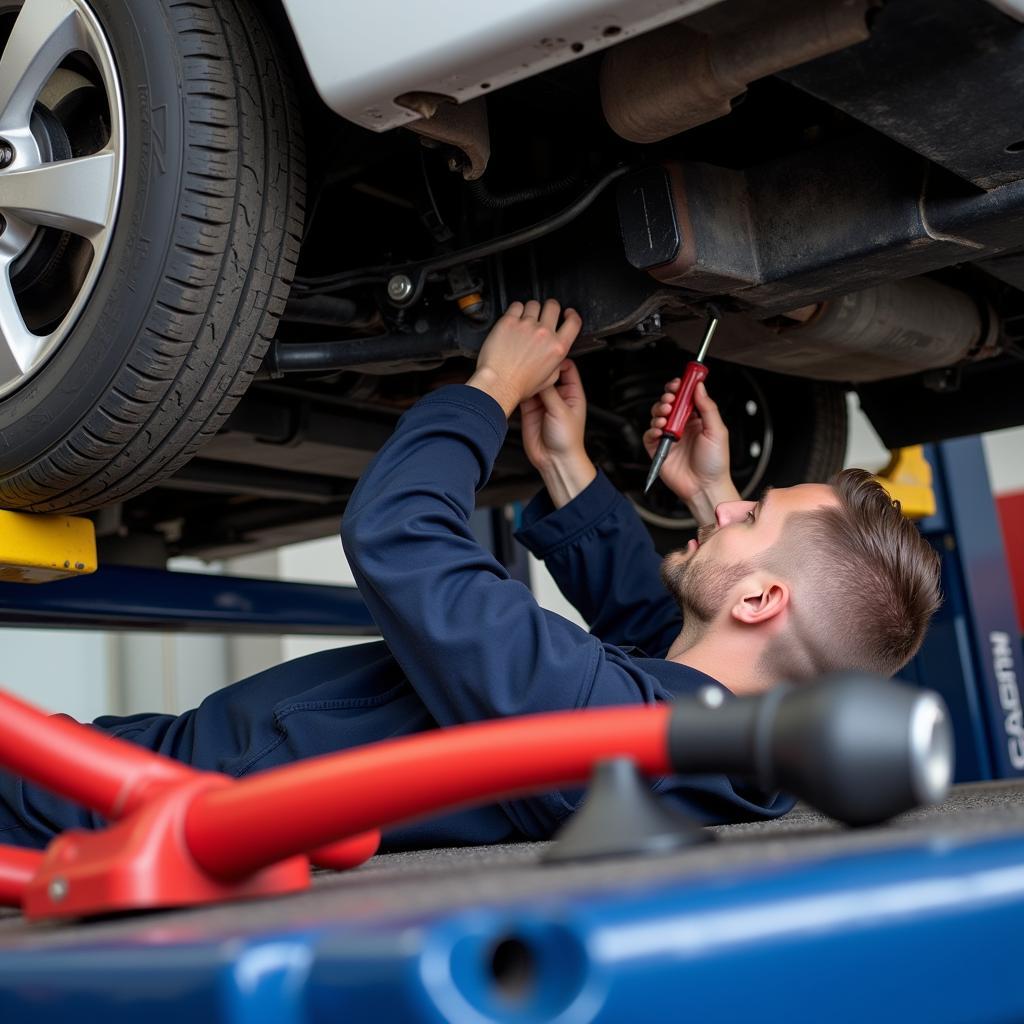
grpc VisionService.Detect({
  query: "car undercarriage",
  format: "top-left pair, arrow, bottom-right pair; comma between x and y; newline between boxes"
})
0,0 -> 1022,562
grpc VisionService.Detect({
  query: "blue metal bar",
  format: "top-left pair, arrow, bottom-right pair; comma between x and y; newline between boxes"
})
932,438 -> 1024,779
0,565 -> 375,634
909,438 -> 1024,780
902,531 -> 997,781
3,828 -> 1024,1021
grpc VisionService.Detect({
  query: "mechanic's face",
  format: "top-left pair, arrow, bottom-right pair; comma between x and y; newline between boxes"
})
660,484 -> 838,623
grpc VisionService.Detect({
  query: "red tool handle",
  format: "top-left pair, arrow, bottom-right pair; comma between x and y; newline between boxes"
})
185,705 -> 673,879
662,361 -> 709,441
0,691 -> 194,820
0,846 -> 42,906
0,689 -> 673,913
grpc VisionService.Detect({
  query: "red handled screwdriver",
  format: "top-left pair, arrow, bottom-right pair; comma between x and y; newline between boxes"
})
644,311 -> 720,495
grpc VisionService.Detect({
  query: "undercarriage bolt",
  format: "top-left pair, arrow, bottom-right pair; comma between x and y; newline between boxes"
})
0,140 -> 14,168
456,291 -> 487,322
387,274 -> 414,303
636,312 -> 663,336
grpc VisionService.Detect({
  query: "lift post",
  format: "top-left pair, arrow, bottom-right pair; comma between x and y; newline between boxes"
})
903,437 -> 1024,782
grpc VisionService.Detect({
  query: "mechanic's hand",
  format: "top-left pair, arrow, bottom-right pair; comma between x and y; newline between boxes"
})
468,299 -> 583,417
520,359 -> 587,470
519,359 -> 596,508
643,380 -> 741,524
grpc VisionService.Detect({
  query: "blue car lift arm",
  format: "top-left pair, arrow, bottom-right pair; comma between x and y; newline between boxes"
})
0,563 -> 376,634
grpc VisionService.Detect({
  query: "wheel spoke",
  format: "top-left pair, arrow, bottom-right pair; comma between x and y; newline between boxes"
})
0,149 -> 115,239
0,327 -> 22,383
0,0 -> 84,133
0,261 -> 41,380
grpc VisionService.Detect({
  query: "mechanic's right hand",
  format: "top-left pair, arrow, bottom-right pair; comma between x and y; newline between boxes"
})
468,299 -> 582,417
642,380 -> 740,521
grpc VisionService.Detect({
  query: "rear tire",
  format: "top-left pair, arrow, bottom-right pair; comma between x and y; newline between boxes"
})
0,0 -> 304,512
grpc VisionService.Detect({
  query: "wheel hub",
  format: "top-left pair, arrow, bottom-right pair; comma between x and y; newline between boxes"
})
0,0 -> 124,399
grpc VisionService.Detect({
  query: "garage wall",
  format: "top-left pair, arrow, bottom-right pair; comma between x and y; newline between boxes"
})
0,630 -> 114,720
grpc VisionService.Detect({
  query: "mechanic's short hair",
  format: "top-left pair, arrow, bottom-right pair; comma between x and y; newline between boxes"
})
766,468 -> 942,679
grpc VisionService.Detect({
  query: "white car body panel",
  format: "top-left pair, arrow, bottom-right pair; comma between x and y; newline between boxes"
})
279,0 -> 729,132
985,0 -> 1024,20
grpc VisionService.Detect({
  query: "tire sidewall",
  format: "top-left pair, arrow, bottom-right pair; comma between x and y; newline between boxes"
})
0,0 -> 185,470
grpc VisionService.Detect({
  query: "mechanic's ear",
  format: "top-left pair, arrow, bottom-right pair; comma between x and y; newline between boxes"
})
731,580 -> 789,625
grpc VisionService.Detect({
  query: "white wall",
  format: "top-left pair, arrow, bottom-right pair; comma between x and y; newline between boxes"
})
0,629 -> 114,720
982,425 -> 1024,495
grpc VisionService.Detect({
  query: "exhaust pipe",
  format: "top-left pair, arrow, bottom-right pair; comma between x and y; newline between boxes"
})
663,277 -> 999,383
602,0 -> 875,143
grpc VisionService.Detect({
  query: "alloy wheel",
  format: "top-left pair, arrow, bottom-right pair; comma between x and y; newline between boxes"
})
0,0 -> 123,399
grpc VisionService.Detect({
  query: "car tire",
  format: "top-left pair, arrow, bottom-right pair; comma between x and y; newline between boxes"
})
0,0 -> 304,512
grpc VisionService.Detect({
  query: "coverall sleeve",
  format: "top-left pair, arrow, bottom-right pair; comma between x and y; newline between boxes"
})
341,385 -> 675,727
341,386 -> 696,837
515,471 -> 683,658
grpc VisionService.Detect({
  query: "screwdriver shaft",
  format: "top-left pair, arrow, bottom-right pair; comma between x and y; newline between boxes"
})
643,313 -> 720,495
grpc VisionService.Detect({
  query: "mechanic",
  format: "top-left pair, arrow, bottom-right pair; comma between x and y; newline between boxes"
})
0,300 -> 942,852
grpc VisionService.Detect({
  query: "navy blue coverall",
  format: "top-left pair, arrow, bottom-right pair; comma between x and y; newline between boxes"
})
0,385 -> 793,850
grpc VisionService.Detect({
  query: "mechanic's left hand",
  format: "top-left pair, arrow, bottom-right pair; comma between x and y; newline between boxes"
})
519,358 -> 597,508
468,299 -> 582,417
519,359 -> 587,472
643,379 -> 740,524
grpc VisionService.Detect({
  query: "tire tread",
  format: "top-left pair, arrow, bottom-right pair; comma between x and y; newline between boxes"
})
0,0 -> 305,513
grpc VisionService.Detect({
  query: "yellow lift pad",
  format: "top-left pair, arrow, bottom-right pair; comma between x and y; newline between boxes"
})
873,446 -> 937,520
0,510 -> 97,584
